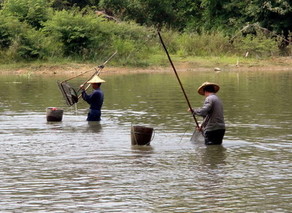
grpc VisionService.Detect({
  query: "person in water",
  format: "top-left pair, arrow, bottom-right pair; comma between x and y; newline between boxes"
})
191,82 -> 225,145
80,75 -> 105,121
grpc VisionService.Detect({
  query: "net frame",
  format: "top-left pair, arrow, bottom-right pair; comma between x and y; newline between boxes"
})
57,51 -> 117,106
57,81 -> 79,106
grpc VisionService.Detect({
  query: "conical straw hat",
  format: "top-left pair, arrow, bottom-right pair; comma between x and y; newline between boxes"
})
197,82 -> 220,95
87,75 -> 106,84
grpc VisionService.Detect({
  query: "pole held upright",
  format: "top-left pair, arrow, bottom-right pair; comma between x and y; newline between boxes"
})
157,31 -> 200,128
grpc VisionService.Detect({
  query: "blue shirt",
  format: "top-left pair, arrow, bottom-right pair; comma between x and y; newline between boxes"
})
82,88 -> 104,111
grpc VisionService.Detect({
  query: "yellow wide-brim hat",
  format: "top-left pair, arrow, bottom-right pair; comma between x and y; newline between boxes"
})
87,75 -> 106,84
197,82 -> 220,95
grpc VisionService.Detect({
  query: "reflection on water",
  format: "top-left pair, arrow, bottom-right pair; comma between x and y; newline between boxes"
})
86,122 -> 102,133
0,70 -> 291,212
200,145 -> 227,169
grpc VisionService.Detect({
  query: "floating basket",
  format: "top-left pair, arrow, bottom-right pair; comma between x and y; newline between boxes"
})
131,126 -> 154,146
46,107 -> 63,122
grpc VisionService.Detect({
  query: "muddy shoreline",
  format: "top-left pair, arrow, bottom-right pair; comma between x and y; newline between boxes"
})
1,57 -> 291,76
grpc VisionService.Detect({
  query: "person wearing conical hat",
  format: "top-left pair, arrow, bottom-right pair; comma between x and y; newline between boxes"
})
191,82 -> 225,145
80,75 -> 105,122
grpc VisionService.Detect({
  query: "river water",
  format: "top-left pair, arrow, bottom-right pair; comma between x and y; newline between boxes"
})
0,69 -> 291,212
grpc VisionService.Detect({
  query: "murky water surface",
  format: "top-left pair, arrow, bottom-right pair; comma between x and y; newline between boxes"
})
0,69 -> 291,212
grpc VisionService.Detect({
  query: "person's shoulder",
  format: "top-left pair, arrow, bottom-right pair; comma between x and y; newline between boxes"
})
93,88 -> 101,92
210,94 -> 219,98
93,89 -> 103,95
206,94 -> 219,102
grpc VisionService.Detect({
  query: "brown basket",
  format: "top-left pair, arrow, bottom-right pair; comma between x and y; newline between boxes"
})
131,126 -> 154,146
46,107 -> 63,122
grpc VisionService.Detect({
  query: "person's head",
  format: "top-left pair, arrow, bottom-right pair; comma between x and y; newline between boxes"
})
87,75 -> 106,89
203,85 -> 216,94
91,83 -> 101,89
197,82 -> 220,96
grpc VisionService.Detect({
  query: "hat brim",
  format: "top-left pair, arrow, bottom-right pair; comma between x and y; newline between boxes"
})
88,80 -> 105,84
197,83 -> 220,95
87,75 -> 106,84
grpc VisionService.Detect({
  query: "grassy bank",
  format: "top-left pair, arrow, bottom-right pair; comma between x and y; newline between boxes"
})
1,6 -> 291,70
1,56 -> 291,76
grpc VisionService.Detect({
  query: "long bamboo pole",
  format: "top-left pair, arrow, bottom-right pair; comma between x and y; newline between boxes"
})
157,31 -> 200,128
78,51 -> 117,90
77,51 -> 117,99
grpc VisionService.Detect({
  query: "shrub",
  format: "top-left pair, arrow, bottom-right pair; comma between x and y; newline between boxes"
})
1,0 -> 52,29
98,20 -> 157,65
43,10 -> 109,59
0,13 -> 60,62
158,30 -> 232,57
233,32 -> 280,57
0,15 -> 14,48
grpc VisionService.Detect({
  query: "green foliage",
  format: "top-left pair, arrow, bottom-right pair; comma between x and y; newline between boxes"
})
232,32 -> 280,57
50,0 -> 100,10
157,30 -> 231,57
0,13 -> 55,62
0,14 -> 16,48
0,21 -> 57,62
43,10 -> 109,58
176,32 -> 232,57
99,0 -> 291,42
174,0 -> 203,32
12,29 -> 56,60
1,0 -> 52,29
98,0 -> 128,17
97,20 -> 157,66
0,0 -> 290,65
246,0 -> 292,33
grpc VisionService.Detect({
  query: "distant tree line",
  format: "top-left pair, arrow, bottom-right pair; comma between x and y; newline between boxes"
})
1,0 -> 291,36
44,0 -> 292,38
0,0 -> 291,64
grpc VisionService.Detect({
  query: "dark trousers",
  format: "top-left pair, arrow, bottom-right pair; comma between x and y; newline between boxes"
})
204,129 -> 225,145
87,109 -> 101,121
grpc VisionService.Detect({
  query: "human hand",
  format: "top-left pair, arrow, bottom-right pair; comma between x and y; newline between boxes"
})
196,126 -> 203,132
80,84 -> 85,90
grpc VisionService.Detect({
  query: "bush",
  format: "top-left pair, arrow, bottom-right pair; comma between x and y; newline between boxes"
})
98,20 -> 157,66
233,32 -> 280,57
157,30 -> 232,57
0,15 -> 15,49
43,10 -> 109,59
1,28 -> 59,62
1,0 -> 52,29
176,31 -> 231,56
0,13 -> 58,62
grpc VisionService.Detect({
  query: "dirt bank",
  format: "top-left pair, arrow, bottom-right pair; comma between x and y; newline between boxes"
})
1,57 -> 291,76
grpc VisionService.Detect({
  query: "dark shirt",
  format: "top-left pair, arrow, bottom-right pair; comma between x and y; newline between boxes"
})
194,94 -> 225,132
82,88 -> 104,111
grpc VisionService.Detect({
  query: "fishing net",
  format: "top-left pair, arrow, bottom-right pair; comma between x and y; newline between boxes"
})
190,129 -> 205,143
57,81 -> 79,106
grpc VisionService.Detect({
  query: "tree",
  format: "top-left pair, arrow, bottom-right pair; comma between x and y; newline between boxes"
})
248,0 -> 292,38
50,0 -> 100,10
99,0 -> 179,29
98,0 -> 128,16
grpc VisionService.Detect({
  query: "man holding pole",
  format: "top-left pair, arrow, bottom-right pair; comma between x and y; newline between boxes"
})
191,82 -> 225,145
80,75 -> 105,122
158,31 -> 225,144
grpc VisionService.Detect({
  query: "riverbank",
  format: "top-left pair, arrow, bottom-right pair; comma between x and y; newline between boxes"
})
0,56 -> 291,76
